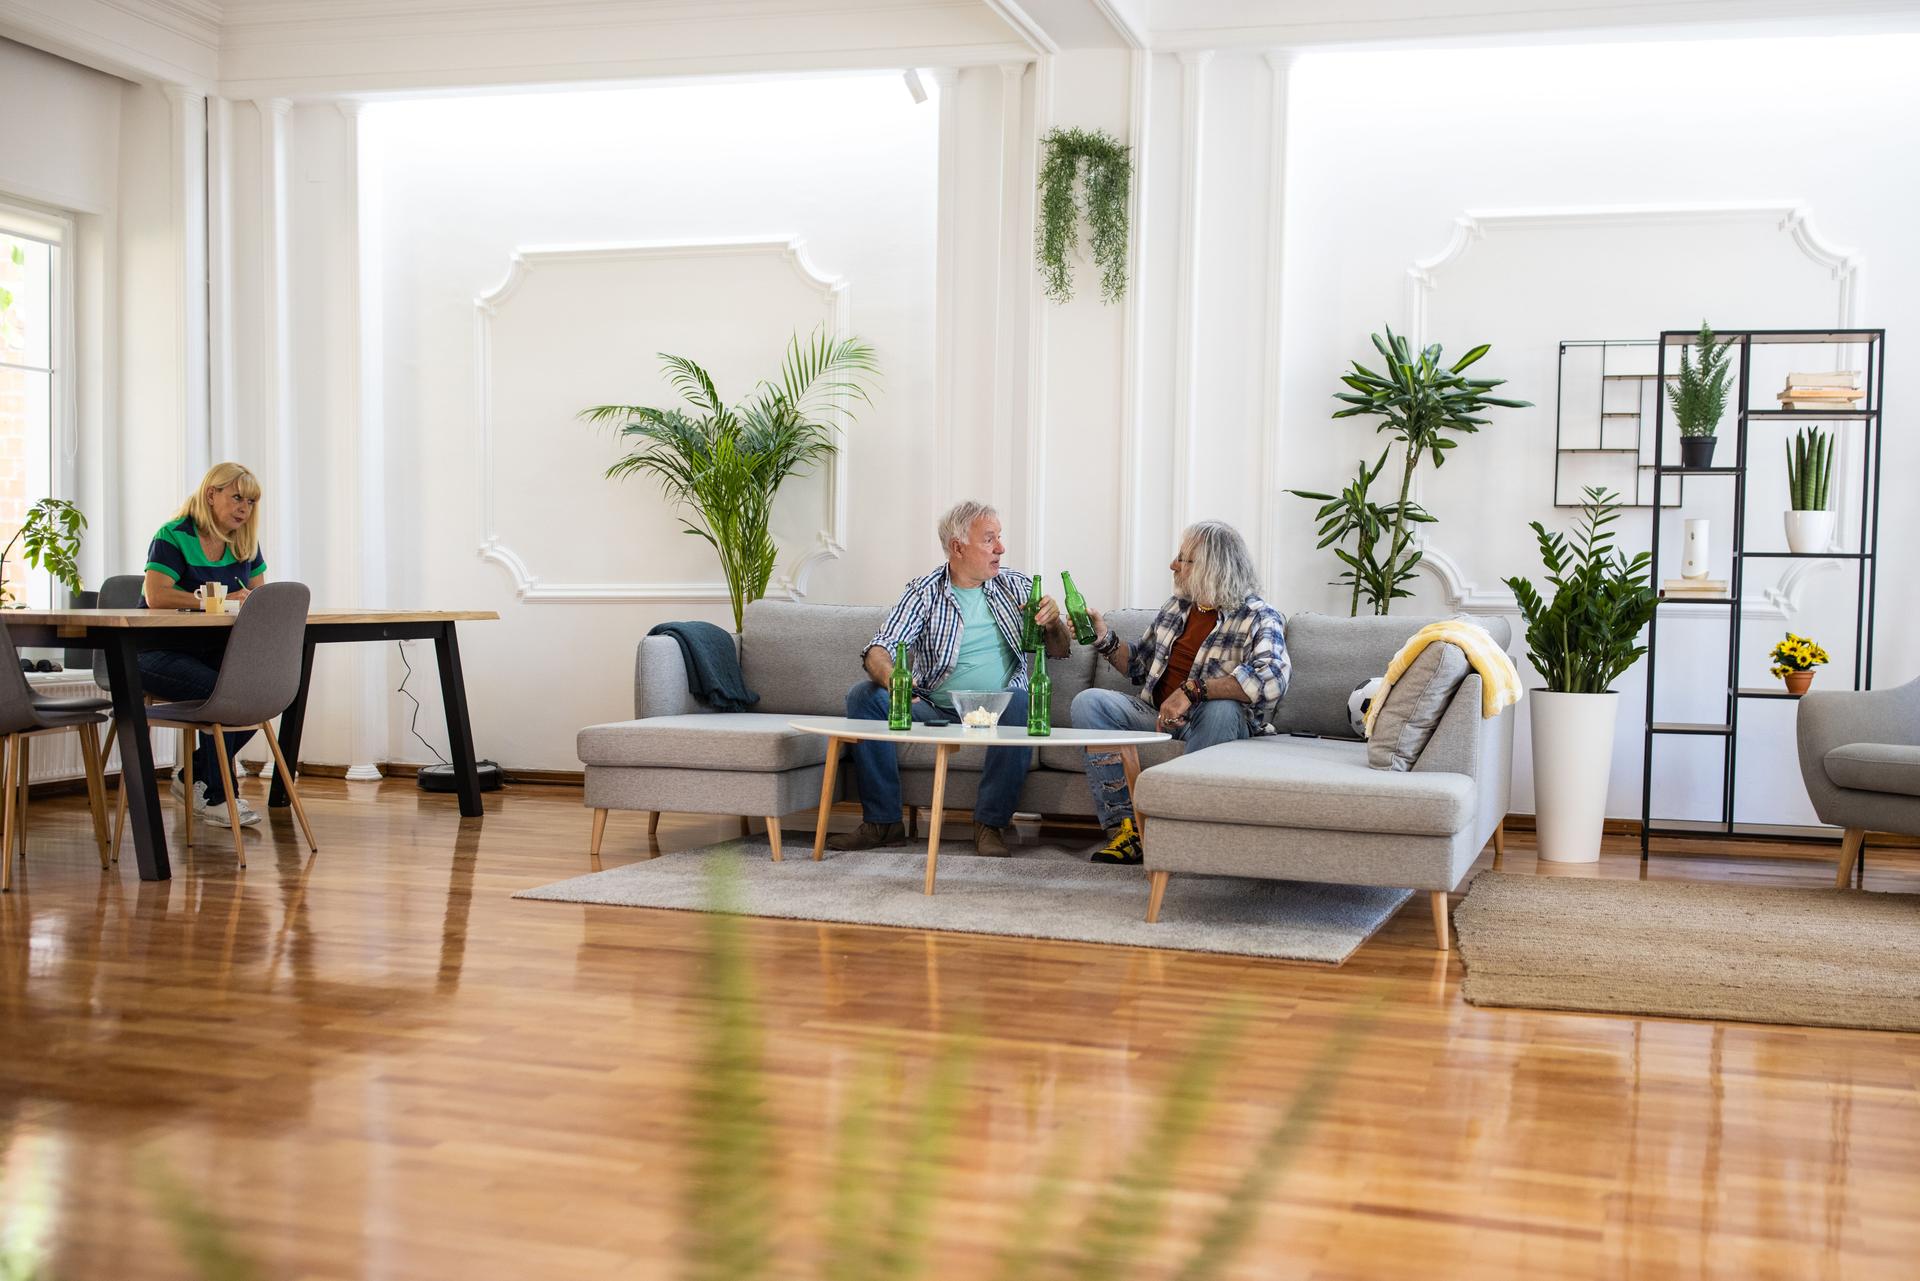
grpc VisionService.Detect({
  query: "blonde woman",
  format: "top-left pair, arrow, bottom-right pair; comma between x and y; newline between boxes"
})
138,462 -> 269,828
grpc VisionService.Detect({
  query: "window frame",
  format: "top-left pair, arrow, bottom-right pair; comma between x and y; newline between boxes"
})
0,197 -> 77,609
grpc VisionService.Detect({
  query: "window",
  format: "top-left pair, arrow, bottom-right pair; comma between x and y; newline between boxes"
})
0,206 -> 60,608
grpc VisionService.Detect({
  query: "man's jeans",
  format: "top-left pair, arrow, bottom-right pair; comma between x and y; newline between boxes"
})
1070,688 -> 1248,830
842,682 -> 1032,829
136,650 -> 256,804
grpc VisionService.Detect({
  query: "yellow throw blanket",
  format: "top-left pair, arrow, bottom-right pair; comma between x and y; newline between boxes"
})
1362,620 -> 1523,737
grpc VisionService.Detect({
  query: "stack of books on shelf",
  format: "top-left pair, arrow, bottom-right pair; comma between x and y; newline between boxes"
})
1660,577 -> 1729,600
1777,371 -> 1864,412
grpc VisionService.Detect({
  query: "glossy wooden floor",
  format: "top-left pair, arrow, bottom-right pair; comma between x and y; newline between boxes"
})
1,777 -> 1916,1280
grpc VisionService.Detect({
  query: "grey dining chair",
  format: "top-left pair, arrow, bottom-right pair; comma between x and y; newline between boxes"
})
0,621 -> 113,891
1795,674 -> 1920,888
145,581 -> 317,868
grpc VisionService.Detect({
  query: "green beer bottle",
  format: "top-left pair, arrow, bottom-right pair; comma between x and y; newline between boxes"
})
1027,648 -> 1052,737
888,641 -> 913,731
1061,570 -> 1096,646
1021,574 -> 1045,651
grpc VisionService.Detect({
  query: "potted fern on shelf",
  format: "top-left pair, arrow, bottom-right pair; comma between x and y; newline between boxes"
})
1669,320 -> 1735,470
1784,426 -> 1835,554
1502,487 -> 1657,863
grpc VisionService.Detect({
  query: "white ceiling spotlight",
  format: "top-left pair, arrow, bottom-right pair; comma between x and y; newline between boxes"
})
902,68 -> 928,104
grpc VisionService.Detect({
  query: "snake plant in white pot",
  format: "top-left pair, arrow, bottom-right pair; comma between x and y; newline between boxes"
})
1784,426 -> 1836,554
1503,488 -> 1657,862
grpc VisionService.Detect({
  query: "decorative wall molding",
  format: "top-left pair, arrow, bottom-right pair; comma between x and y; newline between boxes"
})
1116,46 -> 1152,603
1022,53 -> 1053,571
1404,200 -> 1861,621
1257,48 -> 1293,594
164,84 -> 209,494
930,66 -> 962,521
1169,49 -> 1211,538
473,236 -> 850,604
253,96 -> 296,580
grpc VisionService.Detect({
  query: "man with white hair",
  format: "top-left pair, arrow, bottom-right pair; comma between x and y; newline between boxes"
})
833,500 -> 1072,856
1072,519 -> 1291,865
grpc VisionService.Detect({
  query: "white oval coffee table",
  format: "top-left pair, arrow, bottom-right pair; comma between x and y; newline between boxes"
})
789,716 -> 1171,895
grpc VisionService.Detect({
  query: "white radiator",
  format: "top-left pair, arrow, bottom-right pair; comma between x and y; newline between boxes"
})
19,673 -> 180,784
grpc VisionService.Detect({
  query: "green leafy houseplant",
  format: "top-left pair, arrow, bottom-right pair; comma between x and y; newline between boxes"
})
1035,127 -> 1131,305
1286,447 -> 1435,616
1668,321 -> 1734,470
0,497 -> 86,607
685,861 -> 1373,1280
1787,426 -> 1833,510
1324,326 -> 1531,615
1503,487 -> 1657,693
582,329 -> 878,632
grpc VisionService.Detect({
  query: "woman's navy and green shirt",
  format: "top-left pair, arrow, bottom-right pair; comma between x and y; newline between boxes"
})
143,515 -> 267,601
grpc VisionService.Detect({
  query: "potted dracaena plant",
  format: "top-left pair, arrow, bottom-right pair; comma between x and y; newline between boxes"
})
582,329 -> 878,633
1668,320 -> 1735,470
0,496 -> 86,607
1503,487 -> 1658,863
1315,326 -> 1531,615
1784,426 -> 1835,554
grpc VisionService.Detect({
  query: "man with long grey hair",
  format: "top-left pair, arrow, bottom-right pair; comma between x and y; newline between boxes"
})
1072,519 -> 1290,865
833,500 -> 1072,857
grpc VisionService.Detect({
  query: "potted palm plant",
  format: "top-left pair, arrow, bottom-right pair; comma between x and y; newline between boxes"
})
1503,487 -> 1657,863
582,329 -> 878,633
1668,320 -> 1735,469
1784,426 -> 1835,553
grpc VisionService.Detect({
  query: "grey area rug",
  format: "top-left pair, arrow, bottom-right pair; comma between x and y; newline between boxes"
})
516,834 -> 1414,965
1455,872 -> 1920,1033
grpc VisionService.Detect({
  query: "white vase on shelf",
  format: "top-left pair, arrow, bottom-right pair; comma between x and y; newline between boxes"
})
1784,509 -> 1836,555
1681,518 -> 1709,579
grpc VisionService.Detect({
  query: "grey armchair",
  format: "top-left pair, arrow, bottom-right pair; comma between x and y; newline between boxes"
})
1795,675 -> 1920,888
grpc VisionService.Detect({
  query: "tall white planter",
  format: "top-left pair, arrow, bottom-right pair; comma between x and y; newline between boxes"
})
1784,509 -> 1836,555
1530,690 -> 1619,863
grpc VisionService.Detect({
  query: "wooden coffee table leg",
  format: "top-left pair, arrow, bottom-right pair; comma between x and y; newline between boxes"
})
811,736 -> 845,861
1118,745 -> 1144,833
923,743 -> 953,895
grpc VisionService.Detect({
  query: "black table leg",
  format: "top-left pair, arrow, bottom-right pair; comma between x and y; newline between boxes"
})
268,633 -> 317,808
432,623 -> 484,817
102,635 -> 169,881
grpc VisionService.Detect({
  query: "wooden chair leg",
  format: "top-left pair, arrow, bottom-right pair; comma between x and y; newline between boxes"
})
1145,870 -> 1170,923
77,724 -> 112,868
112,767 -> 127,862
210,724 -> 245,868
259,724 -> 316,853
648,811 -> 661,836
765,817 -> 783,862
1835,827 -> 1866,889
0,736 -> 14,893
182,733 -> 194,848
589,807 -> 609,857
14,735 -> 27,859
1431,891 -> 1451,951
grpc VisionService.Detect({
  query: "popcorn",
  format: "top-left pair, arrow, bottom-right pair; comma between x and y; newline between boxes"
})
962,707 -> 997,728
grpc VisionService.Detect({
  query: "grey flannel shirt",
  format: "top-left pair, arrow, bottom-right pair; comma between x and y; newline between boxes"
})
866,565 -> 1035,693
1123,595 -> 1291,733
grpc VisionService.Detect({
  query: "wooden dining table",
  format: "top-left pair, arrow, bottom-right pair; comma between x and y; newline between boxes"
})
1,607 -> 498,881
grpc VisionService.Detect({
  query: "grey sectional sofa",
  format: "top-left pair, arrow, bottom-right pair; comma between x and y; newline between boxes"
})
578,600 -> 1514,949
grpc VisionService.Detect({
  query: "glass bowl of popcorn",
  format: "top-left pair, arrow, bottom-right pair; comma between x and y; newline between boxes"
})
948,690 -> 1012,730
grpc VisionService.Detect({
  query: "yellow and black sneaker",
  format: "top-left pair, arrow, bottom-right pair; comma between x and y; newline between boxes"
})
1089,817 -> 1143,865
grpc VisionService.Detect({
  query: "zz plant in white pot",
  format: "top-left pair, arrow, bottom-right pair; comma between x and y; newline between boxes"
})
1502,487 -> 1657,862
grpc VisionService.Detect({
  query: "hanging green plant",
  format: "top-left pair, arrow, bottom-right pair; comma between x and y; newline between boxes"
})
1035,127 -> 1131,305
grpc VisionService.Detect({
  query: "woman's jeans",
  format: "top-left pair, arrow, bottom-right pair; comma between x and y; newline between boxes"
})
1069,688 -> 1249,830
135,650 -> 256,804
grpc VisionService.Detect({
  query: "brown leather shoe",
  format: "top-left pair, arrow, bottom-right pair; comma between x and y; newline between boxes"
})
827,821 -> 906,852
973,823 -> 1012,857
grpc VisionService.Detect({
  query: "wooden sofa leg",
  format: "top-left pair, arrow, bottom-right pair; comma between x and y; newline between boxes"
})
765,817 -> 783,862
1430,891 -> 1451,951
589,808 -> 608,858
1835,827 -> 1866,889
1492,818 -> 1506,864
906,805 -> 919,838
1145,870 -> 1170,923
648,811 -> 661,836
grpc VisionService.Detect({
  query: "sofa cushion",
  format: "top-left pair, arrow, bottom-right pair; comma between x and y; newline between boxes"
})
1368,642 -> 1470,771
1270,612 -> 1510,738
1037,738 -> 1185,773
738,600 -> 889,716
1132,736 -> 1475,836
1824,742 -> 1920,798
578,714 -> 831,773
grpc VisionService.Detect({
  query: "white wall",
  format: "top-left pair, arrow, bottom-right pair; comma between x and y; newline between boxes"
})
362,76 -> 938,768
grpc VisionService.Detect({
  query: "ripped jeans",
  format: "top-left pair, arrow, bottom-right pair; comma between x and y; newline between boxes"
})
1070,688 -> 1249,830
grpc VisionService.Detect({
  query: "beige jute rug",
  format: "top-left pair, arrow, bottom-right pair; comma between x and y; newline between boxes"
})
1454,872 -> 1920,1033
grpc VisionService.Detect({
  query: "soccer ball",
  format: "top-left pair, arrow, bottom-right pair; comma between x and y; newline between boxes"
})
1347,676 -> 1386,738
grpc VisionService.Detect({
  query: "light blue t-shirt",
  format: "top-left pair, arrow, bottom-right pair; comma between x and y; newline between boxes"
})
932,585 -> 1017,708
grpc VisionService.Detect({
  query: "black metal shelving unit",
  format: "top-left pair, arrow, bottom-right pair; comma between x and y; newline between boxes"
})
1638,327 -> 1885,864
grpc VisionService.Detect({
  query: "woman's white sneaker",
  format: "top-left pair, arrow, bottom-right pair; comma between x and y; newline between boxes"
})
204,799 -> 262,827
169,775 -> 209,813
